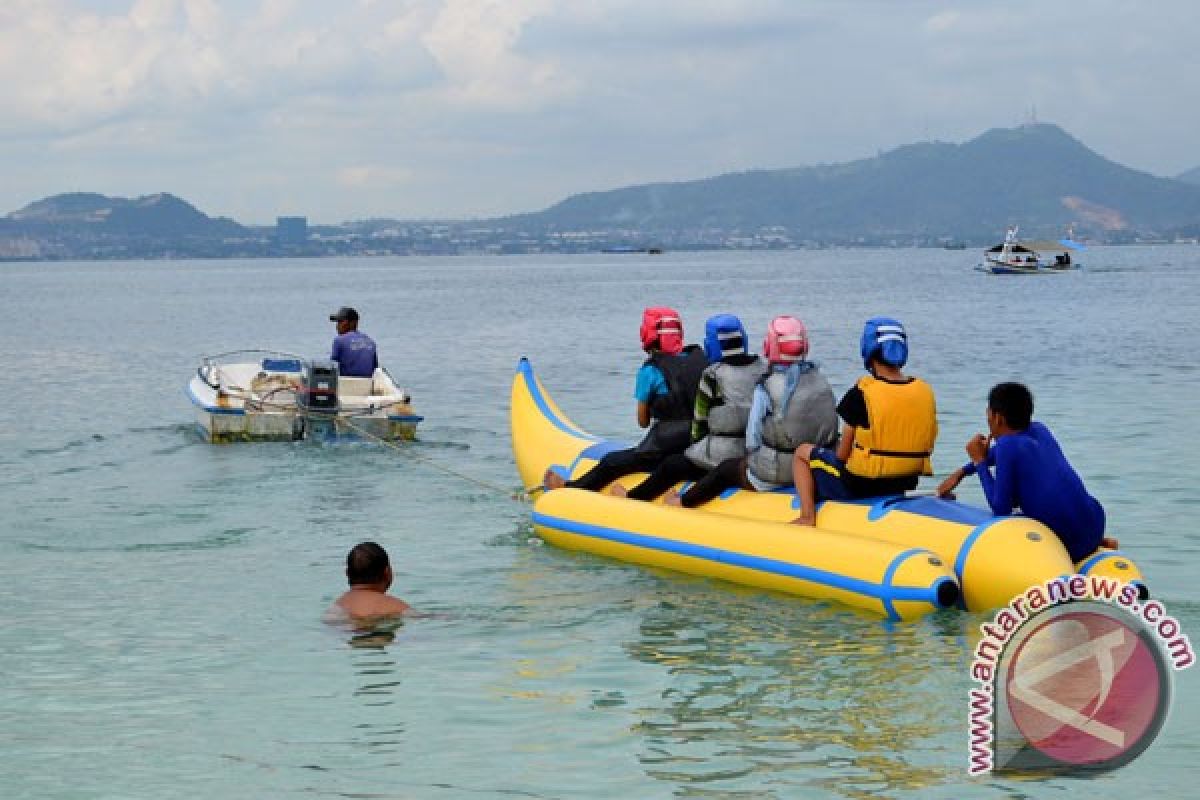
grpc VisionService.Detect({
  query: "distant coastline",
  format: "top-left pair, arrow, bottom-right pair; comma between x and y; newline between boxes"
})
5,123 -> 1200,262
4,237 -> 1198,264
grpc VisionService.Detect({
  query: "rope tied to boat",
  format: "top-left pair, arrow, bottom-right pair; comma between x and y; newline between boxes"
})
207,382 -> 534,499
335,415 -> 533,500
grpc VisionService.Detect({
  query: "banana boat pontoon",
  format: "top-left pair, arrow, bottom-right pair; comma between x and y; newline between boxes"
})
511,358 -> 1144,620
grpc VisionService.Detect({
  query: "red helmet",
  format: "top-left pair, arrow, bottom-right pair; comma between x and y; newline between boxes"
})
639,307 -> 684,354
763,315 -> 809,365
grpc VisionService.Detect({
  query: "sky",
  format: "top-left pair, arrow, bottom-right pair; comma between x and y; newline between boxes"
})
1,0 -> 1197,224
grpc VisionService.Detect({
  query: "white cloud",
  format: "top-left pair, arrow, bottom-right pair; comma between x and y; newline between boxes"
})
923,11 -> 959,34
420,0 -> 576,111
1,0 -> 576,132
336,164 -> 413,189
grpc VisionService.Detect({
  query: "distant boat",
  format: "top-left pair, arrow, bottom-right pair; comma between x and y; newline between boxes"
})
600,245 -> 664,254
978,226 -> 1085,274
942,241 -> 967,250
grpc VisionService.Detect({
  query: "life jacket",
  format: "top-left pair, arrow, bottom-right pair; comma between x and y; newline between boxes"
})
685,356 -> 767,469
844,374 -> 937,479
645,346 -> 707,422
746,367 -> 839,485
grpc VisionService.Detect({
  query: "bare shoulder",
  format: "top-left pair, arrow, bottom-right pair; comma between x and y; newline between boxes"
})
333,589 -> 411,620
375,595 -> 412,615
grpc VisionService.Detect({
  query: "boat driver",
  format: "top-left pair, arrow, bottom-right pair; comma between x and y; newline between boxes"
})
329,306 -> 379,378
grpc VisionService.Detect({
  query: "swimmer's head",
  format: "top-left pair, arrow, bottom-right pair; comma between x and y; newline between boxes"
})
346,541 -> 392,587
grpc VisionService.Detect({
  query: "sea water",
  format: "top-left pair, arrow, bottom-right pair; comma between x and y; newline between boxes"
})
0,248 -> 1197,798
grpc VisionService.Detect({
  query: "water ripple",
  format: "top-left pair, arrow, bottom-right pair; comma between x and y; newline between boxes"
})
17,526 -> 256,553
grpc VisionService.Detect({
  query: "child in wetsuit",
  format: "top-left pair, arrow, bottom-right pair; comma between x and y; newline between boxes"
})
613,314 -> 766,502
936,382 -> 1115,561
543,307 -> 707,492
665,315 -> 839,508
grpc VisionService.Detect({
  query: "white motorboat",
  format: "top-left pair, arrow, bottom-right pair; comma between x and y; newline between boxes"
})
979,226 -> 1085,274
187,350 -> 422,443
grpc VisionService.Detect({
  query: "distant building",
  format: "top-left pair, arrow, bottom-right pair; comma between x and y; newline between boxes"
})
0,236 -> 42,259
276,216 -> 308,244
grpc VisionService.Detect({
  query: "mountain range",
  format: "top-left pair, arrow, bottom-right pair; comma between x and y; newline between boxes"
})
3,123 -> 1200,259
6,191 -> 246,237
1177,166 -> 1200,186
502,124 -> 1200,241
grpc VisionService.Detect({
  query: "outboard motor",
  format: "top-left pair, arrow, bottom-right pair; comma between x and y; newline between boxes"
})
299,359 -> 339,412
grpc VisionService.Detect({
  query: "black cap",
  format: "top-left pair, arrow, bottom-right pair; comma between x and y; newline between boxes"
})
330,306 -> 359,322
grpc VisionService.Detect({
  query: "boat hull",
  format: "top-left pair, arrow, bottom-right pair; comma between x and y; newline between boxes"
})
979,257 -> 1046,275
187,366 -> 422,444
535,488 -> 958,620
511,358 -> 1145,614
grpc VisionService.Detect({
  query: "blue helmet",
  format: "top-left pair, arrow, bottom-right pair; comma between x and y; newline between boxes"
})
860,316 -> 908,370
702,313 -> 748,363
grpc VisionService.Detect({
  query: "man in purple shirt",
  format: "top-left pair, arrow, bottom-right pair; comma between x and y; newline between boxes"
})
330,306 -> 379,378
937,382 -> 1117,561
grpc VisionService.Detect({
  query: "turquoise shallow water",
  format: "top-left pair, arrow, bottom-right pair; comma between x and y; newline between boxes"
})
1,248 -> 1197,798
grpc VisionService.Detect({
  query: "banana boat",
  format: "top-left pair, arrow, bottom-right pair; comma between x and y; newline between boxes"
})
511,358 -> 1146,617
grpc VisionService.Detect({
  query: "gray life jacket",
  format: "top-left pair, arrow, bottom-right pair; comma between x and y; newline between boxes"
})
685,357 -> 768,469
746,367 -> 839,485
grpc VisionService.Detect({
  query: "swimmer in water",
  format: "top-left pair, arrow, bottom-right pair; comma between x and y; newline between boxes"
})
325,541 -> 411,623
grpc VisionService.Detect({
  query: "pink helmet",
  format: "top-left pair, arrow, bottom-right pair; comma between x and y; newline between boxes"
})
639,307 -> 684,354
763,315 -> 809,365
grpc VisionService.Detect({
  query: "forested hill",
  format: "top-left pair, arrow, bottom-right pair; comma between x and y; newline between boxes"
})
7,192 -> 246,238
502,124 -> 1200,240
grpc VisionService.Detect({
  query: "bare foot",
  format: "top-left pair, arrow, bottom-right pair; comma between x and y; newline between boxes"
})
790,513 -> 816,527
543,469 -> 566,491
608,484 -> 628,498
1101,536 -> 1120,550
663,491 -> 683,507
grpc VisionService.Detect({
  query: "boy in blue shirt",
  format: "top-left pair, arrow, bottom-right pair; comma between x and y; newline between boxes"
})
937,382 -> 1117,561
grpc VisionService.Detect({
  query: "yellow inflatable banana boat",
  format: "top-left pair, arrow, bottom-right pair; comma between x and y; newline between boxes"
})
511,358 -> 1146,618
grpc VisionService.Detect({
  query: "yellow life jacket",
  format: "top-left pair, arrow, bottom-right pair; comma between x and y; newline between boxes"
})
845,375 -> 937,479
